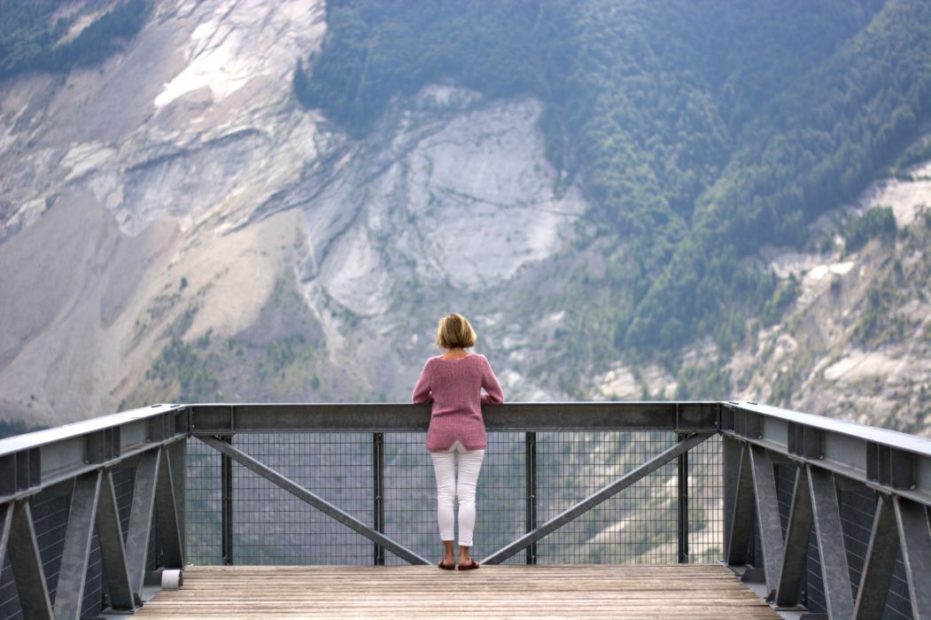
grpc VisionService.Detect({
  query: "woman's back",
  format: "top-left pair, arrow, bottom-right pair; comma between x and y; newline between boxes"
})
412,353 -> 503,452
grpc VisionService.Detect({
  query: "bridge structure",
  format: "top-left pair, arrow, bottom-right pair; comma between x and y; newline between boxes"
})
0,401 -> 929,618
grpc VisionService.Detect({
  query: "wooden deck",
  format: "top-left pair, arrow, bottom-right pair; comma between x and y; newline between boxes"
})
136,564 -> 779,618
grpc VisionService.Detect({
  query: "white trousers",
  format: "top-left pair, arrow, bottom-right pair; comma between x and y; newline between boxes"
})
429,441 -> 485,547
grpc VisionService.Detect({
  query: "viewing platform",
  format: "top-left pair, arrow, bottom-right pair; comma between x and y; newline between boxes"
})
136,564 -> 777,618
1,401 -> 929,619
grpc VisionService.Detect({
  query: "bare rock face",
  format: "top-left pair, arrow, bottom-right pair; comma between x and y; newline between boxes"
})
291,86 -> 586,391
0,0 -> 328,423
0,1 -> 584,423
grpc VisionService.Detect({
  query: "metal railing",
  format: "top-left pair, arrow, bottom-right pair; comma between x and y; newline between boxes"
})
721,402 -> 931,619
0,401 -> 929,619
0,405 -> 186,618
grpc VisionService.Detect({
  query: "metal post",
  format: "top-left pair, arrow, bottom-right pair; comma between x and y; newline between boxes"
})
677,433 -> 689,563
373,432 -> 385,565
525,432 -> 537,564
220,435 -> 233,566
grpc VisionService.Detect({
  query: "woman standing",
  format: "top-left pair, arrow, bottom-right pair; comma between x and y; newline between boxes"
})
412,313 -> 504,570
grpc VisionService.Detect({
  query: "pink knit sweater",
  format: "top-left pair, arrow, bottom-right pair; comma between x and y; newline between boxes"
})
411,354 -> 504,451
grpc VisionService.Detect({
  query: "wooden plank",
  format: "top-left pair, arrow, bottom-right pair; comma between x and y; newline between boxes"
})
136,565 -> 778,618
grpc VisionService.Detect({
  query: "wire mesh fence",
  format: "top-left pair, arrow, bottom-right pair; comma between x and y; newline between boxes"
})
185,431 -> 723,566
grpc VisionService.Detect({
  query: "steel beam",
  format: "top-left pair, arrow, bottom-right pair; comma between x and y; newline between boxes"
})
53,472 -> 102,620
97,470 -> 134,611
726,444 -> 755,566
168,439 -> 186,563
9,499 -> 54,618
808,467 -> 854,619
0,503 -> 11,568
724,401 -> 931,507
126,449 -> 160,600
200,436 -> 431,565
481,433 -> 710,565
893,496 -> 931,619
155,447 -> 184,568
750,446 -> 785,599
853,494 -> 897,619
189,402 -> 720,434
775,465 -> 813,608
0,405 -> 185,505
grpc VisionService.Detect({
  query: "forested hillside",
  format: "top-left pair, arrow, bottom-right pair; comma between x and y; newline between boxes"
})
0,0 -> 151,77
295,0 -> 931,380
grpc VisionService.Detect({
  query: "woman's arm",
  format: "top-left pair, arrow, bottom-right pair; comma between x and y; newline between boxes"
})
411,360 -> 433,403
480,356 -> 504,404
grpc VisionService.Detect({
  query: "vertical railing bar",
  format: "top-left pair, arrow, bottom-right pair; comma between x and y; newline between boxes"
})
677,433 -> 689,564
373,432 -> 385,566
525,431 -> 537,565
220,435 -> 233,566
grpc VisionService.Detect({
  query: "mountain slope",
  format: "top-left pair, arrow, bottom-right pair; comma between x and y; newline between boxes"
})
0,0 -> 927,435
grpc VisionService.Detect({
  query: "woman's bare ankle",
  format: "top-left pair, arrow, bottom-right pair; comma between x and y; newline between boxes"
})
442,540 -> 455,563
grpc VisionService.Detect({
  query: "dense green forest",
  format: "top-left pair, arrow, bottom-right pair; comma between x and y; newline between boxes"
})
295,0 -> 931,378
0,0 -> 151,77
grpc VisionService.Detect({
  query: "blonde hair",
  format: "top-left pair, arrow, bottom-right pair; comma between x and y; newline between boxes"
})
435,313 -> 477,349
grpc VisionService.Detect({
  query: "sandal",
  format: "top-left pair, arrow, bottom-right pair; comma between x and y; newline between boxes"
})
457,560 -> 480,571
438,559 -> 456,570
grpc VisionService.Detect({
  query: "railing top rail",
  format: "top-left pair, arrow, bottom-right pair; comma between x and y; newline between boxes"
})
0,403 -> 184,458
185,401 -> 721,434
728,401 -> 931,458
2,400 -> 928,455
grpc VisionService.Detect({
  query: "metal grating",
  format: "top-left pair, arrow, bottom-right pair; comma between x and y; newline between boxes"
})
536,431 -> 678,563
186,432 -> 724,567
186,438 -> 222,565
689,434 -> 724,563
382,432 -> 527,564
233,433 -> 372,565
382,432 -> 436,564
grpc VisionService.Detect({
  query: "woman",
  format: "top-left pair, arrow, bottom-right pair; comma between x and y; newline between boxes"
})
412,313 -> 504,570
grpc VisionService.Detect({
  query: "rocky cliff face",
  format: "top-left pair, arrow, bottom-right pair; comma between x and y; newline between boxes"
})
0,0 -> 326,423
0,0 -> 585,424
0,0 -> 927,433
